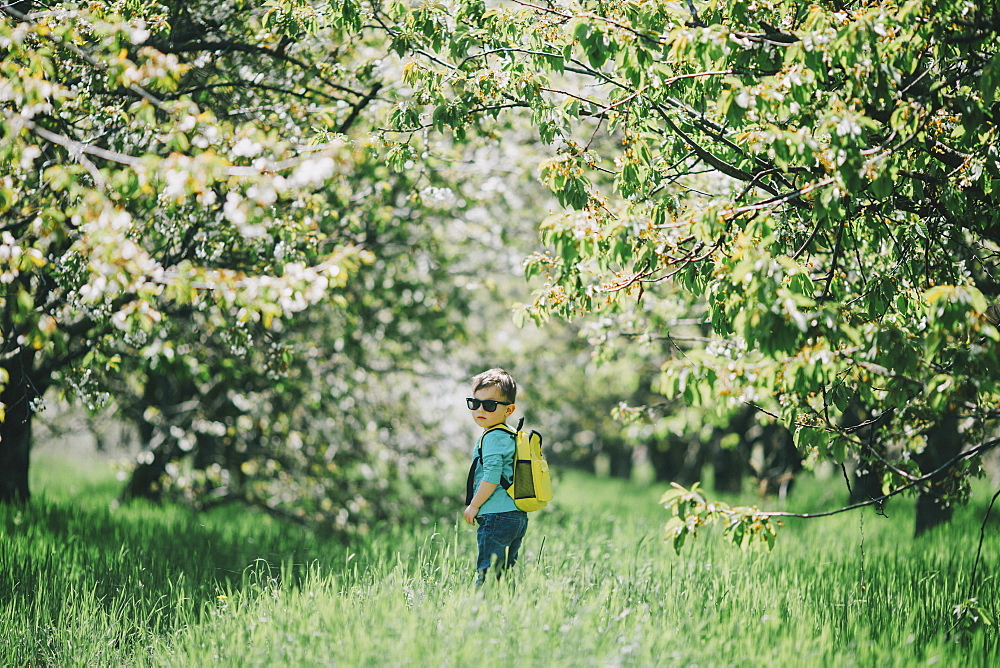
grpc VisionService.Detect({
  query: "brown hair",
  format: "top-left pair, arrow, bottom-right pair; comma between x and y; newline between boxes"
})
471,368 -> 517,403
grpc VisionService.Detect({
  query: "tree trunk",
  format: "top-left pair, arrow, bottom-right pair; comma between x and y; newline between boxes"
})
712,444 -> 744,494
120,371 -> 176,502
914,492 -> 953,536
750,424 -> 801,498
913,411 -> 961,537
605,441 -> 634,479
120,438 -> 170,503
0,353 -> 39,503
647,435 -> 685,483
712,407 -> 754,494
841,400 -> 892,506
850,464 -> 884,505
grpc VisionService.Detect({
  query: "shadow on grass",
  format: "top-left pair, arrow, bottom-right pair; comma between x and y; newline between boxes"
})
0,487 -> 352,635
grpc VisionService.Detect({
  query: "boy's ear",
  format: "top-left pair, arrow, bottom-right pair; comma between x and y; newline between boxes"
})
505,403 -> 516,417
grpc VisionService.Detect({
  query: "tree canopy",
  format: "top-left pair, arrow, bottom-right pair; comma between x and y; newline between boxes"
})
387,0 -> 1000,540
0,0 -> 474,521
0,4 -> 317,498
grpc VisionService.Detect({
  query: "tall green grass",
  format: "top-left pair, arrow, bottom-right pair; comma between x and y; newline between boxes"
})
2,455 -> 997,666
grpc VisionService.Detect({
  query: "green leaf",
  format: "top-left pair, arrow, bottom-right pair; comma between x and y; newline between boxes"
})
672,526 -> 687,553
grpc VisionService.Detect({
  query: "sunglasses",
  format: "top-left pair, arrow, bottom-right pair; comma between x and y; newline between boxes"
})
466,398 -> 512,412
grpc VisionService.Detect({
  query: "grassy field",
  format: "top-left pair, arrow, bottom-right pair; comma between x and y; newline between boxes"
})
2,451 -> 998,666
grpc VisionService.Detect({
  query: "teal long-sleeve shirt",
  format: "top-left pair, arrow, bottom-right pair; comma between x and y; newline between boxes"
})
471,427 -> 519,514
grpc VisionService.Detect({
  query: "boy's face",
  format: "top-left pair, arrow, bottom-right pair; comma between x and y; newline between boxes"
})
470,385 -> 515,430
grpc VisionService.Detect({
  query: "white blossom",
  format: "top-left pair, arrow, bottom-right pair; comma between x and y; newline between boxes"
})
289,156 -> 336,187
223,192 -> 247,225
232,137 -> 263,157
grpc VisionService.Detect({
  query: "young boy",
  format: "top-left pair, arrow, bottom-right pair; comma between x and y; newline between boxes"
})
463,368 -> 529,587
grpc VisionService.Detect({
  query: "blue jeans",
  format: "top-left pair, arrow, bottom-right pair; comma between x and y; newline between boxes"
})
475,510 -> 528,574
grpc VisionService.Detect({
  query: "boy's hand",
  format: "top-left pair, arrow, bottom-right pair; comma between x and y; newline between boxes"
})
463,504 -> 479,525
465,481 -> 494,524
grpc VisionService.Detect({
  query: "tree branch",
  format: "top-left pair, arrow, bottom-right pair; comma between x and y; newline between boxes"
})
337,83 -> 383,135
763,436 -> 1000,520
966,485 -> 1000,599
13,113 -> 143,167
649,103 -> 757,184
153,40 -> 368,99
174,81 -> 321,102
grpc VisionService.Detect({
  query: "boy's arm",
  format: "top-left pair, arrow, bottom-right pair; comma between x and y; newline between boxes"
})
464,430 -> 512,524
463,482 -> 497,525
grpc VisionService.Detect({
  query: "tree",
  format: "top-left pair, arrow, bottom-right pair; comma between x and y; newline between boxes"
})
386,0 -> 1000,540
0,1 -> 402,504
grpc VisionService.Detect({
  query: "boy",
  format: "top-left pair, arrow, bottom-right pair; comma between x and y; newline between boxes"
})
463,368 -> 528,587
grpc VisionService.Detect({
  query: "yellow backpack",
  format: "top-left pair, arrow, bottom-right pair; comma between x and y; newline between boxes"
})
468,419 -> 553,512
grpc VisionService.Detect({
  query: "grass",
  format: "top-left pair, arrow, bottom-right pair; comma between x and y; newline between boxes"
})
1,454 -> 998,666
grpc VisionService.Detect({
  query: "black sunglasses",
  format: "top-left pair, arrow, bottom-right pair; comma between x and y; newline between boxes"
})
466,398 -> 512,412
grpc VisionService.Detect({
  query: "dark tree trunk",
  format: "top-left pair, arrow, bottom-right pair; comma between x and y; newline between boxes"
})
0,353 -> 39,503
120,439 -> 170,503
712,407 -> 755,494
750,424 -> 801,498
712,445 -> 744,494
913,411 -> 961,537
647,436 -> 683,483
605,441 -> 634,479
841,400 -> 892,505
850,464 -> 884,505
914,492 -> 953,536
120,371 -> 176,503
0,397 -> 32,503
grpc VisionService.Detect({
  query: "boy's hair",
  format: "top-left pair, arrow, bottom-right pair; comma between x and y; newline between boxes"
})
471,368 -> 517,403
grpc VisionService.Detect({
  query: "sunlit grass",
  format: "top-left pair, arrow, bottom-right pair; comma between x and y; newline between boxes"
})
2,453 -> 997,665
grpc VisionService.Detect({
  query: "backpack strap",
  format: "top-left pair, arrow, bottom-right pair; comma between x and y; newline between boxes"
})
465,423 -> 517,505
